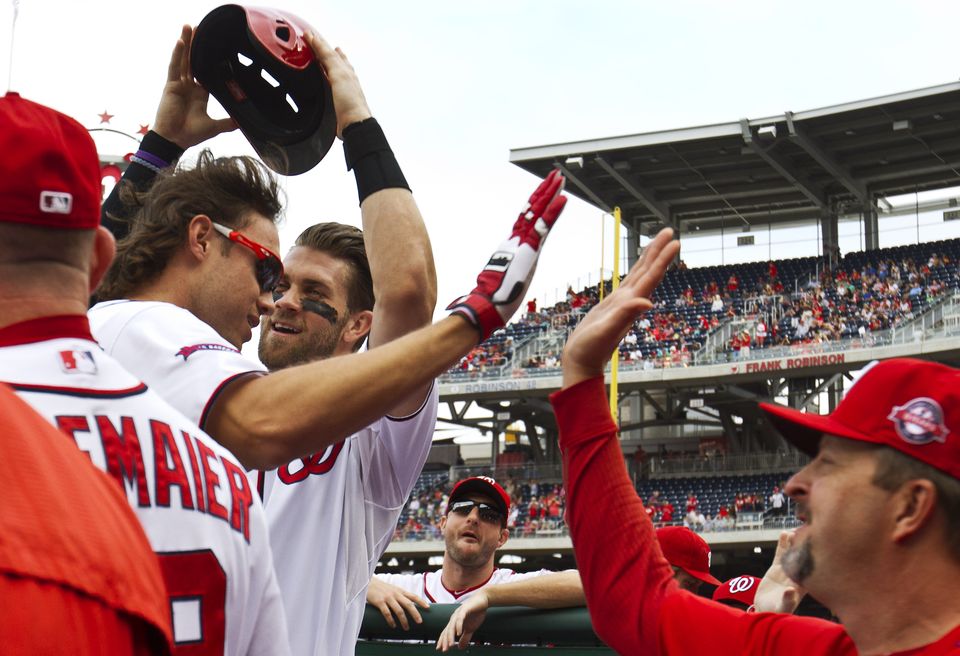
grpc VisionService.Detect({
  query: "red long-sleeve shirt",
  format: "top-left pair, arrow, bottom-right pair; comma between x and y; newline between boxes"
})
551,376 -> 960,656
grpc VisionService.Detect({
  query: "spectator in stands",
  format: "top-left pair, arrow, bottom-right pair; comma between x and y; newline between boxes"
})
733,492 -> 746,517
659,501 -> 675,526
756,318 -> 768,347
727,273 -> 740,293
684,508 -> 706,532
769,485 -> 786,518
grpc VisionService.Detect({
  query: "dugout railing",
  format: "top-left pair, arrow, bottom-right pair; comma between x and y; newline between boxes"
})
357,604 -> 613,654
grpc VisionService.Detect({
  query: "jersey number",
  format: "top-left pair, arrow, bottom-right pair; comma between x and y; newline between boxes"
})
277,442 -> 344,484
157,550 -> 226,655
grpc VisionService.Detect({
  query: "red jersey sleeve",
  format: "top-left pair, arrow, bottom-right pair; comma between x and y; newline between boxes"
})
552,376 -> 676,654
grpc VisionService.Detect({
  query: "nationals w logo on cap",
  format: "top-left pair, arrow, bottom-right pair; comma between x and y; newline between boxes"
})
888,398 -> 949,445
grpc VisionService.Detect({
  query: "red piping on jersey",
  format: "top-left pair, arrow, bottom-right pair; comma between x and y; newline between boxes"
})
7,381 -> 149,399
198,370 -> 266,430
428,568 -> 498,601
385,380 -> 436,422
0,315 -> 94,346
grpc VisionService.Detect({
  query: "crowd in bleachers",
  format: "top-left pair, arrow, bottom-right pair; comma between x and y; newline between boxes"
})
443,238 -> 960,378
767,248 -> 958,346
392,468 -> 795,541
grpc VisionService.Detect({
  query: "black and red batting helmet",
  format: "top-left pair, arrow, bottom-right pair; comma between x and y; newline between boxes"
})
191,4 -> 336,176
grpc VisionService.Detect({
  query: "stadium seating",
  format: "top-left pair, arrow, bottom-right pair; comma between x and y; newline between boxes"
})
441,237 -> 960,377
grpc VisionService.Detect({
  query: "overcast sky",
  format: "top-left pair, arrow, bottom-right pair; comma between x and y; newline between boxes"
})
5,0 -> 960,316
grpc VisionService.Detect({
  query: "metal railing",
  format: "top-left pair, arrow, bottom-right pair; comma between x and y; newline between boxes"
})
358,605 -> 611,654
647,451 -> 807,476
391,511 -> 800,544
449,462 -> 563,483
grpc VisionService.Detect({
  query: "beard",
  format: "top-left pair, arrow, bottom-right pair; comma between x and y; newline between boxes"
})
782,538 -> 815,584
445,533 -> 497,570
258,316 -> 346,371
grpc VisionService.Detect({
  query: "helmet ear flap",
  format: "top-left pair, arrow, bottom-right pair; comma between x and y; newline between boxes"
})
191,4 -> 336,176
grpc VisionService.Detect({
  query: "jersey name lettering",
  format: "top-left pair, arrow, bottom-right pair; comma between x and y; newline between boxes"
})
56,413 -> 253,542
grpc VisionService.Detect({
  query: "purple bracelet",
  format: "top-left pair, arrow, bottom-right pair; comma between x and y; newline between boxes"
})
130,149 -> 171,174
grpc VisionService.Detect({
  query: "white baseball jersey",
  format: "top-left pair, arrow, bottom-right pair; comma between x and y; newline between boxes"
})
89,300 -> 265,429
375,568 -> 553,604
0,315 -> 290,656
257,385 -> 438,656
90,297 -> 439,655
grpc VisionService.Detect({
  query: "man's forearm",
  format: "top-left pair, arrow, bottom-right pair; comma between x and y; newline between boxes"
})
363,188 -> 437,342
100,131 -> 183,241
483,571 -> 585,609
207,315 -> 475,469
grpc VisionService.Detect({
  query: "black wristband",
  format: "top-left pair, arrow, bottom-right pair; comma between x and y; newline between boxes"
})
342,117 -> 410,205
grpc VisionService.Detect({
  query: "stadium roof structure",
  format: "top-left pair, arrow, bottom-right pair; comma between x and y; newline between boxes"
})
510,81 -> 960,241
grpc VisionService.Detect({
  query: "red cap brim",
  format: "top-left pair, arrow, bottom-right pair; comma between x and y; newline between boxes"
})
684,567 -> 721,586
759,401 -> 884,456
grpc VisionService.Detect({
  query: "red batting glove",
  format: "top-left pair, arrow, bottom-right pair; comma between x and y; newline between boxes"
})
447,169 -> 568,342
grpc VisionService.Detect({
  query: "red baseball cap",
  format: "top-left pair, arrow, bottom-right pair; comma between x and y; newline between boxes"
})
447,476 -> 511,516
656,526 -> 721,586
0,93 -> 101,229
760,358 -> 960,480
712,575 -> 760,608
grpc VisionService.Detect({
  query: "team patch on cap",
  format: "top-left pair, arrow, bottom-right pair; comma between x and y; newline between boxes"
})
888,397 -> 949,445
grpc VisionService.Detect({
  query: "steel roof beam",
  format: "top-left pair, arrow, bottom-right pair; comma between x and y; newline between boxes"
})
740,119 -> 829,211
785,111 -> 874,211
552,161 -> 613,213
594,155 -> 673,226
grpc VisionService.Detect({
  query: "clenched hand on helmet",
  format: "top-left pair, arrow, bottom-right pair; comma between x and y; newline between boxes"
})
304,32 -> 373,139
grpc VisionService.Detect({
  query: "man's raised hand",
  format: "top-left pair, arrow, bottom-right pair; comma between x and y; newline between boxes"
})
754,530 -> 807,614
304,32 -> 372,137
447,170 -> 567,342
154,25 -> 236,149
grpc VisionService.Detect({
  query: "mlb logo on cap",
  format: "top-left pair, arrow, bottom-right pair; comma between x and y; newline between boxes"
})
40,191 -> 73,215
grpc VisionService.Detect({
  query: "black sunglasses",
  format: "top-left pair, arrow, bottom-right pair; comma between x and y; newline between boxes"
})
448,499 -> 503,524
211,222 -> 284,293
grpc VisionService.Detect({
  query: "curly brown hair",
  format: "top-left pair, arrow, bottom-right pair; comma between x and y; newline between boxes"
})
96,150 -> 283,300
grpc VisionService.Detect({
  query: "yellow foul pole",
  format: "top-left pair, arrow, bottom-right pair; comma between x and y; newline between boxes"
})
609,207 -> 621,420
598,213 -> 605,302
